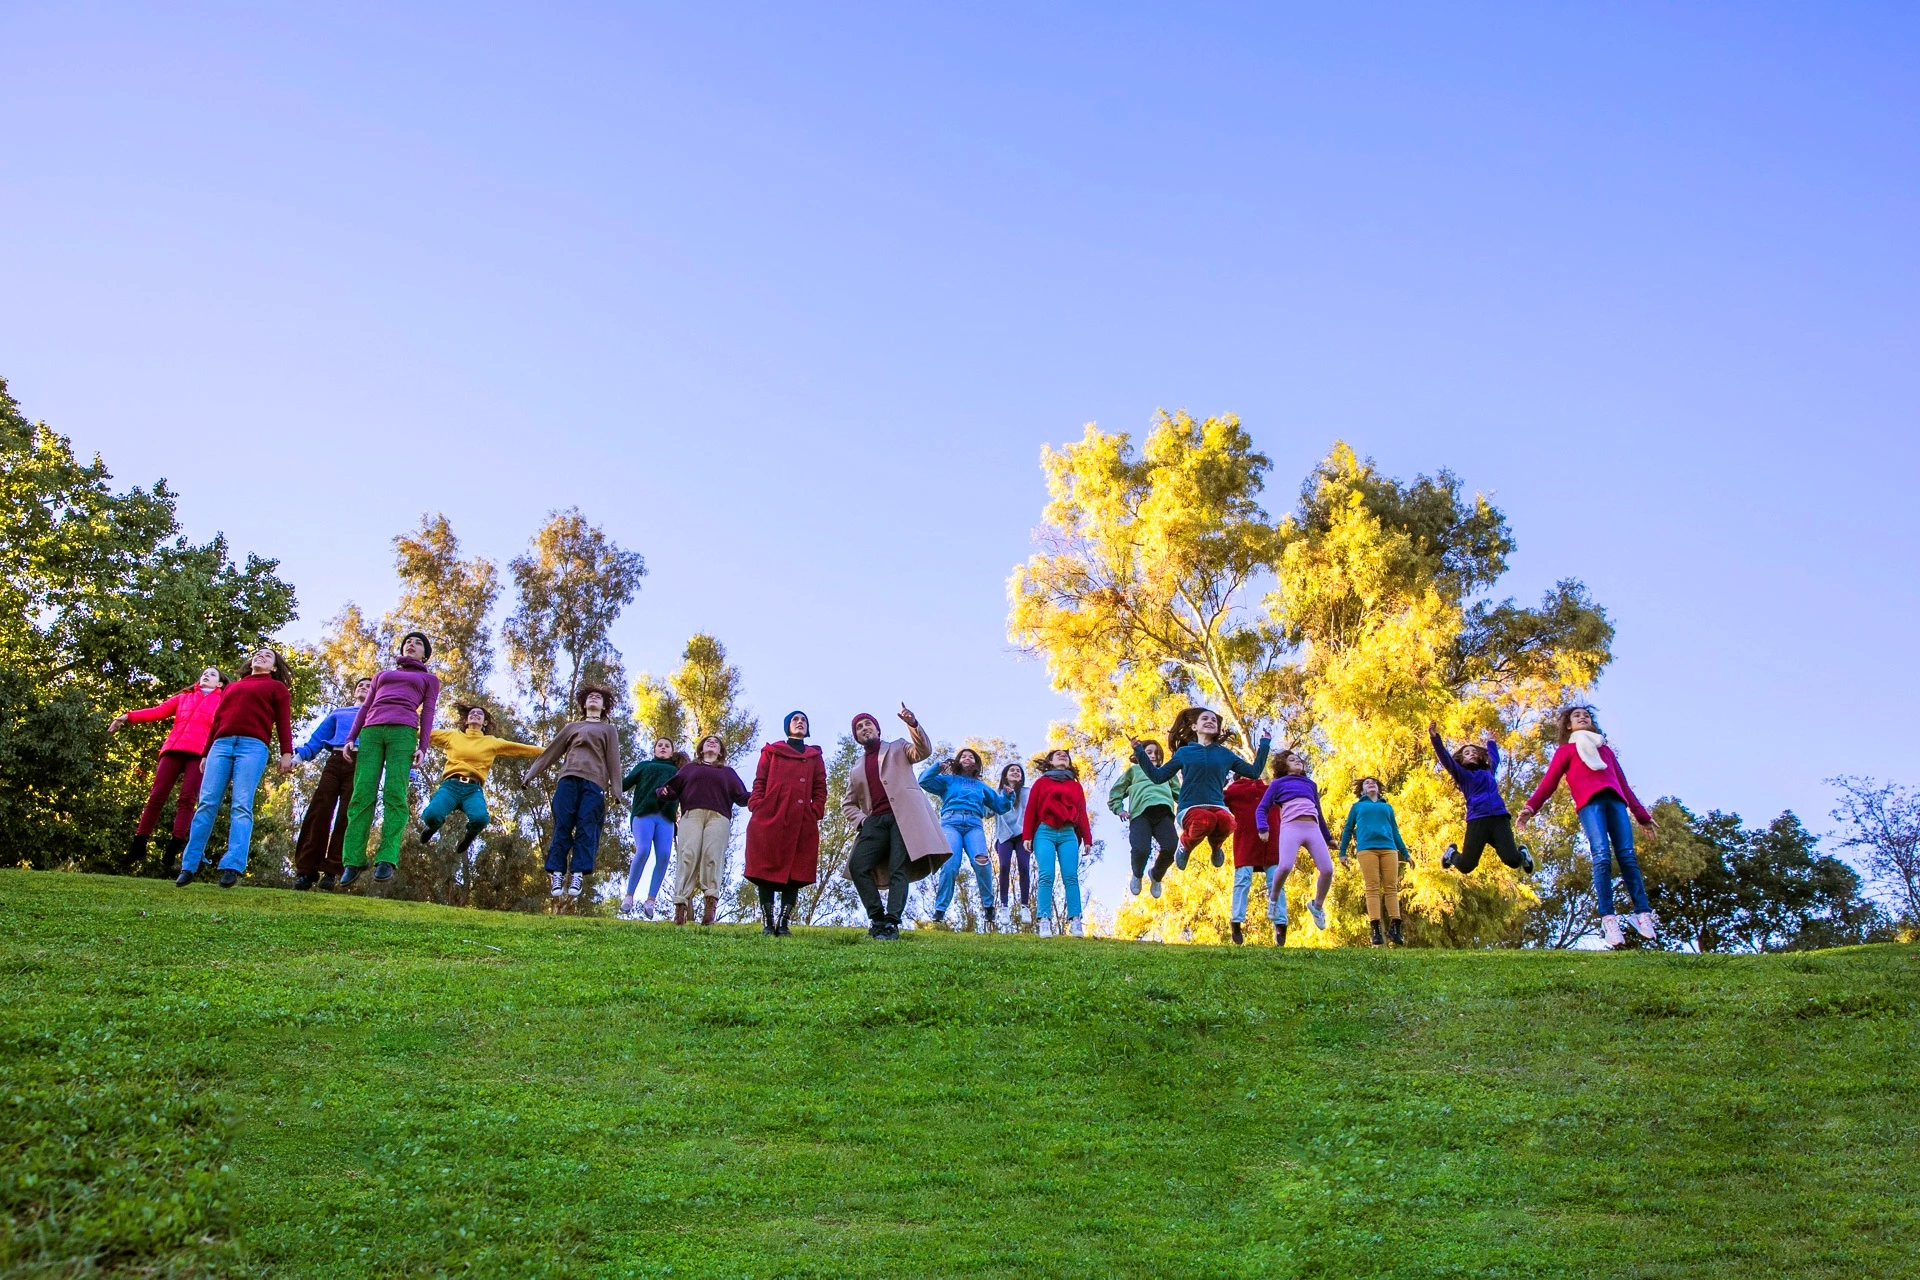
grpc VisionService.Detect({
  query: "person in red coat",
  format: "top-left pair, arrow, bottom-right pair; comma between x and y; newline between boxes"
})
744,711 -> 828,936
1225,772 -> 1280,946
1023,748 -> 1093,937
110,665 -> 228,865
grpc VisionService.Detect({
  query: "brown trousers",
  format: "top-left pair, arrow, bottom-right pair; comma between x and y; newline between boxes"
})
1355,848 -> 1402,922
295,750 -> 355,877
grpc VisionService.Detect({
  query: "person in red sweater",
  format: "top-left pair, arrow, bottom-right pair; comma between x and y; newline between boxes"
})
1519,705 -> 1658,949
176,648 -> 294,889
1023,748 -> 1092,938
1224,771 -> 1279,946
110,665 -> 227,865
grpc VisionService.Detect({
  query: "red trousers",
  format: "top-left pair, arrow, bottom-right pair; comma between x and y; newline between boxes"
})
1180,806 -> 1235,852
295,750 -> 355,877
137,750 -> 204,839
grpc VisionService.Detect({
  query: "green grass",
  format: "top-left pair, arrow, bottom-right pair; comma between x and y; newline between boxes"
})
1,871 -> 1916,1278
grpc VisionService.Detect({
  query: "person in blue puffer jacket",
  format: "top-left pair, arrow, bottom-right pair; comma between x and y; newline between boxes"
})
921,748 -> 1013,931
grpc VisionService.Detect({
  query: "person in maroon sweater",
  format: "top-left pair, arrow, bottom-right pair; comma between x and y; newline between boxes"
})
176,648 -> 294,889
1024,748 -> 1092,937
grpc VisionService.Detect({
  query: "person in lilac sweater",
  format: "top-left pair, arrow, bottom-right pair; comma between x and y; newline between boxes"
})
1254,750 -> 1338,934
1429,721 -> 1532,878
340,632 -> 441,886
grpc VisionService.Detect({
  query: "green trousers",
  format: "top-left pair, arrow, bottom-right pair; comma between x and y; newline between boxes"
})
342,724 -> 418,867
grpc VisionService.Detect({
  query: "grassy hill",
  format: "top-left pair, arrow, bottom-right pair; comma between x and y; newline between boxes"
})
1,872 -> 1916,1278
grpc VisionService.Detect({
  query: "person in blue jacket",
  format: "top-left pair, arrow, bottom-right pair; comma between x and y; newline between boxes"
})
922,747 -> 1013,931
1429,721 -> 1532,877
291,675 -> 372,890
1130,707 -> 1271,870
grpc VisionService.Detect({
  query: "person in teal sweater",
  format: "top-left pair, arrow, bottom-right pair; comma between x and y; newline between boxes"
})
1109,741 -> 1179,897
1338,777 -> 1412,946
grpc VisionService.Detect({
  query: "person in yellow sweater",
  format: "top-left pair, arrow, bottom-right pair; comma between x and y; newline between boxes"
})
418,704 -> 543,854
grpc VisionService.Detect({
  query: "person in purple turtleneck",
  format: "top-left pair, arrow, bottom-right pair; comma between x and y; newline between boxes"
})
339,631 -> 441,886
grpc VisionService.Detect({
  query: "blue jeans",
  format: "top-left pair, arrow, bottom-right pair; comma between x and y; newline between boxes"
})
1231,864 -> 1280,924
1033,825 -> 1081,920
182,736 -> 271,873
933,819 -> 993,915
1580,793 -> 1651,915
546,777 -> 605,874
626,812 -> 674,898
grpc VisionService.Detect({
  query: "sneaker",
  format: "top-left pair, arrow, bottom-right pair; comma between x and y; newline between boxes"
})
1150,878 -> 1163,899
931,910 -> 945,928
1174,845 -> 1190,871
1520,844 -> 1535,875
218,869 -> 239,888
1632,911 -> 1657,940
640,898 -> 658,920
1442,843 -> 1458,871
1068,917 -> 1084,938
1308,900 -> 1327,930
292,874 -> 316,891
1037,918 -> 1053,938
620,895 -> 636,915
1230,922 -> 1244,946
1387,917 -> 1404,945
340,865 -> 365,887
1211,846 -> 1225,868
174,869 -> 194,888
566,872 -> 583,898
1601,915 -> 1625,948
317,874 -> 336,891
1128,875 -> 1142,896
1369,920 -> 1384,947
549,872 -> 565,898
867,920 -> 888,939
373,862 -> 394,882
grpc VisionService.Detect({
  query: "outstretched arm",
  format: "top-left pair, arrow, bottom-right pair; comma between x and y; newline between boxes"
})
1133,743 -> 1179,784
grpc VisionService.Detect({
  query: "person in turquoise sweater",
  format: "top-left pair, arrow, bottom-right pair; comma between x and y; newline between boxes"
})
922,748 -> 1014,930
1109,741 -> 1179,898
1338,777 -> 1413,946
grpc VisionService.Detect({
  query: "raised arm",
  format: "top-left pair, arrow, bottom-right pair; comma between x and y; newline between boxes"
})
524,725 -> 572,783
905,720 -> 932,764
122,690 -> 185,725
1235,736 -> 1273,778
982,784 -> 1012,816
1429,725 -> 1465,784
1133,743 -> 1180,784
918,763 -> 950,796
493,738 -> 543,759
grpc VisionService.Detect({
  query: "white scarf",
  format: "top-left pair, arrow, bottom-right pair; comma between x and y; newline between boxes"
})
1569,729 -> 1608,772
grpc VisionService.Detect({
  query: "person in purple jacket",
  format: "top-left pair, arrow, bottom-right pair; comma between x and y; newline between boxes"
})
1429,720 -> 1532,878
1253,750 -> 1338,934
340,632 -> 441,886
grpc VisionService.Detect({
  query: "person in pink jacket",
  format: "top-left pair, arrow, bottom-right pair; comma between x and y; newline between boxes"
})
110,666 -> 228,864
1519,705 -> 1658,949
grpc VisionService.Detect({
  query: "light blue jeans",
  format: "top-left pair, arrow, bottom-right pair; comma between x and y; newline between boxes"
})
1033,825 -> 1082,920
182,735 -> 272,873
626,812 -> 674,899
1581,793 -> 1651,915
1231,864 -> 1281,924
933,818 -> 993,915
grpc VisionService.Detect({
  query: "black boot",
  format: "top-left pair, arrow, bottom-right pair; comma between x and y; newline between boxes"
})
1230,922 -> 1244,945
761,897 -> 777,936
775,899 -> 794,937
1273,922 -> 1287,947
455,825 -> 483,855
340,864 -> 365,886
317,873 -> 337,891
1387,917 -> 1404,945
128,833 -> 150,862
1520,844 -> 1535,875
1370,919 -> 1384,947
163,835 -> 187,863
217,869 -> 239,888
418,824 -> 438,844
373,862 -> 394,882
880,915 -> 902,941
174,868 -> 194,888
293,874 -> 316,890
867,917 -> 888,939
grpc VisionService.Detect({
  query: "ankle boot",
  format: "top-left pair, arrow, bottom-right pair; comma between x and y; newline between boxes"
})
674,902 -> 689,925
1273,922 -> 1287,947
128,833 -> 150,862
1230,922 -> 1244,945
1387,917 -> 1404,945
456,825 -> 483,854
1370,919 -> 1384,947
701,895 -> 718,926
775,900 -> 794,936
761,899 -> 777,935
163,835 -> 186,862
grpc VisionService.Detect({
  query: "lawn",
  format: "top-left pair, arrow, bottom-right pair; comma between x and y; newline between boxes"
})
1,870 -> 1916,1278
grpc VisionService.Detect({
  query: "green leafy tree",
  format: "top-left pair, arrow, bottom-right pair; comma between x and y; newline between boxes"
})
503,508 -> 646,724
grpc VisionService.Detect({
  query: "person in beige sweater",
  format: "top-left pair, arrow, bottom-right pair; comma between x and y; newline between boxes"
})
526,685 -> 623,899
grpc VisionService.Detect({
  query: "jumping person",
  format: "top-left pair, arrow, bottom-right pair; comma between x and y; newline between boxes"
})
419,703 -> 542,855
290,674 -> 371,890
526,685 -> 623,902
1225,767 -> 1278,946
1429,721 -> 1532,880
744,712 -> 828,937
921,747 -> 1013,932
993,762 -> 1033,922
175,648 -> 294,888
340,632 -> 441,887
1519,705 -> 1658,949
1110,741 -> 1178,899
1339,777 -> 1411,946
1131,708 -> 1272,872
658,733 -> 751,925
841,706 -> 946,940
621,738 -> 685,919
1254,750 -> 1337,939
1024,748 -> 1092,938
111,665 -> 227,866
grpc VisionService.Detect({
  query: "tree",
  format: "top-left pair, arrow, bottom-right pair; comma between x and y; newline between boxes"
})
0,376 -> 302,873
633,634 -> 758,765
503,508 -> 645,722
1828,776 -> 1920,930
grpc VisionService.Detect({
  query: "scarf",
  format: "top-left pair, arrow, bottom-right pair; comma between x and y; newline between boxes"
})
1569,729 -> 1608,772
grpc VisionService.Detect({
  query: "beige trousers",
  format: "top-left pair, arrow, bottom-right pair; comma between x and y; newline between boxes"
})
672,809 -> 731,904
1356,848 -> 1402,922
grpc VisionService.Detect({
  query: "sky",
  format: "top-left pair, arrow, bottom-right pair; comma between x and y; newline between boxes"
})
3,2 -> 1916,916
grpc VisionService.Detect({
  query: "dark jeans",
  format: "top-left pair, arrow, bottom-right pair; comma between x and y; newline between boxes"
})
996,837 -> 1031,907
849,811 -> 912,923
1581,793 -> 1651,915
1129,806 -> 1178,880
294,750 -> 355,877
137,750 -> 204,840
1455,813 -> 1525,873
546,776 -> 605,874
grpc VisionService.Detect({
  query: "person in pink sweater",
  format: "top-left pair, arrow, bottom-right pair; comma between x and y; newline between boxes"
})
1519,705 -> 1658,949
111,666 -> 228,864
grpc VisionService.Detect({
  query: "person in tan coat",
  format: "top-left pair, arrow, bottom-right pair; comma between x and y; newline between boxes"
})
526,685 -> 624,901
842,704 -> 944,939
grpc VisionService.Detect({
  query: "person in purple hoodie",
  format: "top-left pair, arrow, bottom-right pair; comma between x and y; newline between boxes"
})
1253,749 -> 1338,935
340,632 -> 441,886
1429,720 -> 1532,877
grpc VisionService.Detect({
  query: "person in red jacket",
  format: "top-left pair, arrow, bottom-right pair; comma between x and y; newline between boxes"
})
744,711 -> 828,936
1519,705 -> 1658,949
176,648 -> 294,888
1224,770 -> 1279,946
110,665 -> 227,864
1024,748 -> 1092,938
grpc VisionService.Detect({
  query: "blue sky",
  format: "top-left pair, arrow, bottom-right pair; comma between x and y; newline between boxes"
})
4,3 -> 1916,911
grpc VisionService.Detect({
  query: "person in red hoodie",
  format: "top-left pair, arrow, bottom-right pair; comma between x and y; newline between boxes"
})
1519,705 -> 1658,949
111,665 -> 227,864
1224,766 -> 1279,946
1023,748 -> 1092,938
176,647 -> 294,889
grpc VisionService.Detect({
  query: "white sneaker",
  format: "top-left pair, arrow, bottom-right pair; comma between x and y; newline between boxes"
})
1601,915 -> 1625,948
1069,917 -> 1084,938
1150,878 -> 1163,899
548,872 -> 564,897
1308,899 -> 1327,930
1632,911 -> 1657,940
1038,918 -> 1053,938
1129,875 -> 1142,895
620,895 -> 635,915
640,898 -> 657,920
565,872 -> 583,898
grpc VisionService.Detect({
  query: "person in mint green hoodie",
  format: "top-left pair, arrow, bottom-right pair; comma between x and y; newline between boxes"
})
1109,740 -> 1179,898
1338,776 -> 1412,946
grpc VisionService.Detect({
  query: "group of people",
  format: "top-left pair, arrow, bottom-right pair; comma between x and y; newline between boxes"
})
113,635 -> 1660,948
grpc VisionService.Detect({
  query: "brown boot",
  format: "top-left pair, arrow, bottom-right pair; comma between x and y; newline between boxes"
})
1273,922 -> 1287,947
673,902 -> 689,925
1230,922 -> 1244,945
701,895 -> 718,926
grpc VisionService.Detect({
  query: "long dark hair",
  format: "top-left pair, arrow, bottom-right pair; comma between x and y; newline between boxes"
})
1556,705 -> 1602,743
950,748 -> 983,778
998,761 -> 1026,799
1032,748 -> 1077,779
1168,707 -> 1236,753
244,648 -> 291,686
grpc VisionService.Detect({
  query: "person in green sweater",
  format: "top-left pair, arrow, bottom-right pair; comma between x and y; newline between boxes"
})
1338,776 -> 1413,946
621,737 -> 687,919
1110,740 -> 1179,898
